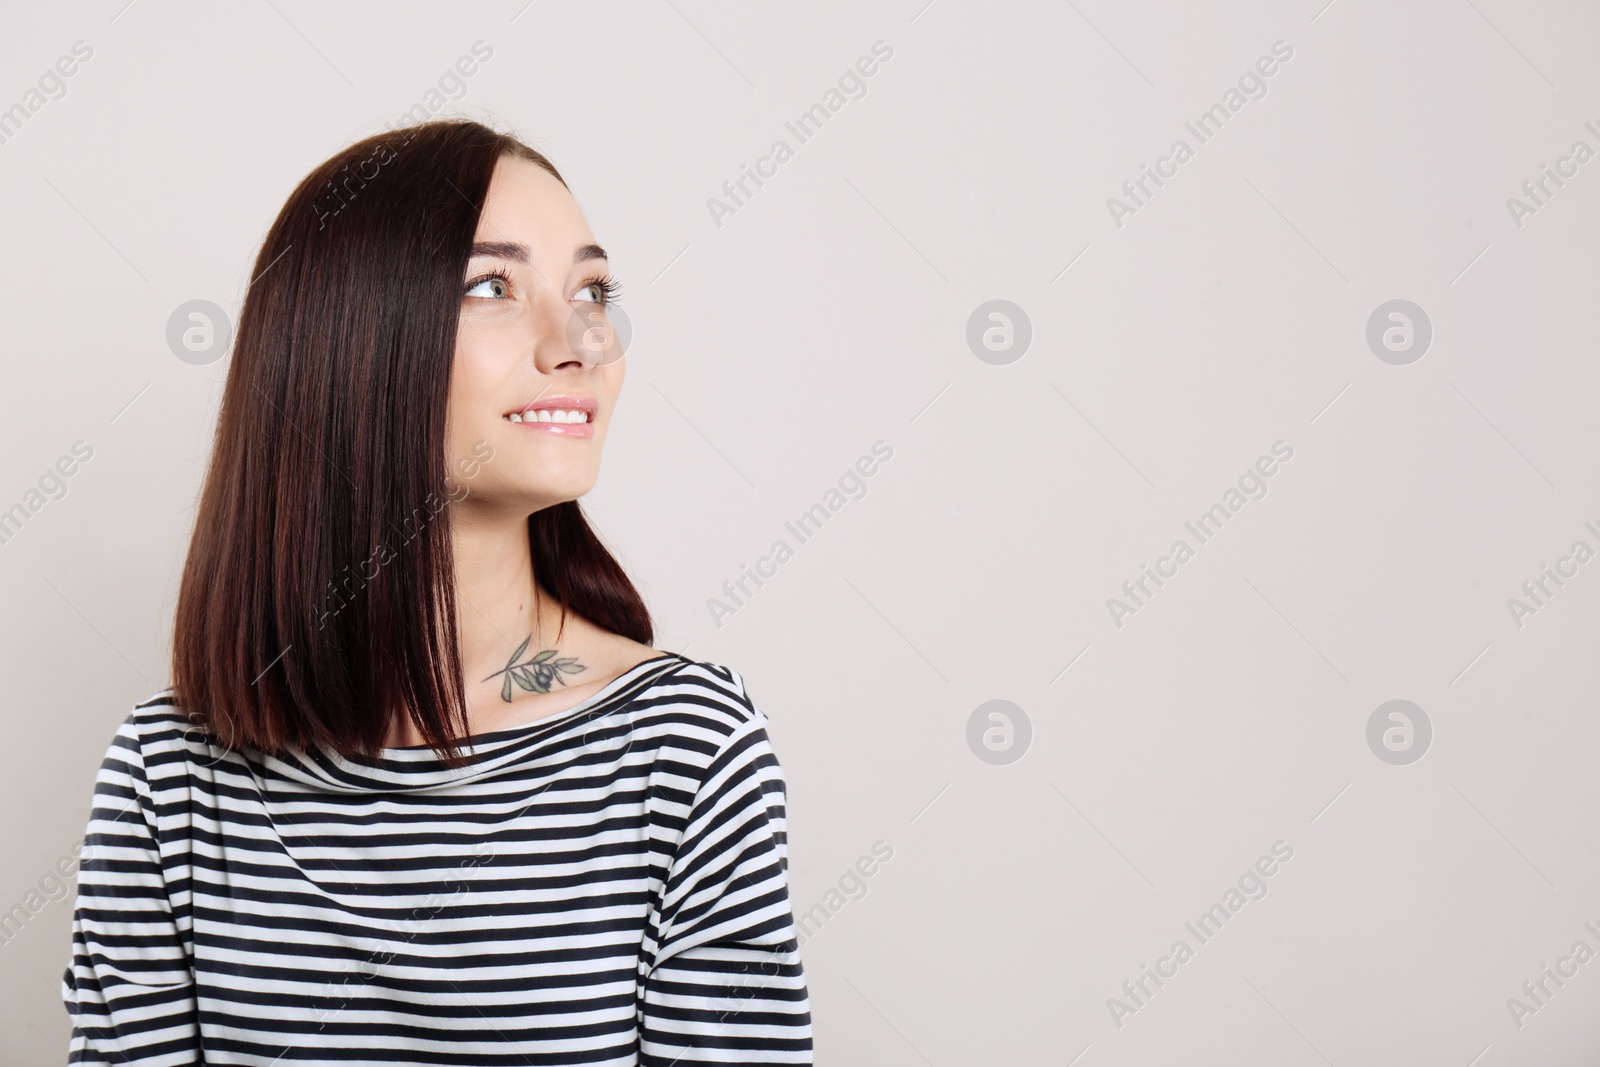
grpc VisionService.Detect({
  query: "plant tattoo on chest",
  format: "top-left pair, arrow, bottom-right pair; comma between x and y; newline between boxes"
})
483,635 -> 587,702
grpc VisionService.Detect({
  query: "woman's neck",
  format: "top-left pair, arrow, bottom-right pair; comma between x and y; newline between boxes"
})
380,500 -> 663,750
381,506 -> 588,748
452,509 -> 563,684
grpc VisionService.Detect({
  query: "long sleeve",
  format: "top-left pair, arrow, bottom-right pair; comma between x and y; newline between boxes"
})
62,711 -> 201,1064
639,713 -> 813,1065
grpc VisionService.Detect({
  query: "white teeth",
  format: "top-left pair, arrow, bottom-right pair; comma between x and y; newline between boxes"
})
506,409 -> 590,423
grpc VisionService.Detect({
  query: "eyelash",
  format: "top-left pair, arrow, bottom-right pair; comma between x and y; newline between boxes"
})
462,268 -> 622,306
582,273 -> 622,306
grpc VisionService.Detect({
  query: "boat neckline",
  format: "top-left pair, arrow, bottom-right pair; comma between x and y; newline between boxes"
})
378,651 -> 688,754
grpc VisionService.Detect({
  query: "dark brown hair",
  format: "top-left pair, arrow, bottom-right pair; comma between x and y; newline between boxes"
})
171,120 -> 652,768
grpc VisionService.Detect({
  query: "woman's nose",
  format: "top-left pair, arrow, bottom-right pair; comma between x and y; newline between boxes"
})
528,296 -> 591,373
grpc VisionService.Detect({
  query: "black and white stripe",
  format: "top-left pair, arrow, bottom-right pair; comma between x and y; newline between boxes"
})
62,654 -> 813,1064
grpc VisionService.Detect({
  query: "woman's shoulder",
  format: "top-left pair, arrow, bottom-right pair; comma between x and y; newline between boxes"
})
111,688 -> 187,739
640,651 -> 764,721
627,652 -> 785,761
632,654 -> 789,792
86,688 -> 203,790
110,688 -> 253,770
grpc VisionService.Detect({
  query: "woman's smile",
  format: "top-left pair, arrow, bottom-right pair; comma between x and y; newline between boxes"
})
502,394 -> 597,437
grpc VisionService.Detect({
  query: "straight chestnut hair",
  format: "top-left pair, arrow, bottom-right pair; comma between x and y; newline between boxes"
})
172,120 -> 652,768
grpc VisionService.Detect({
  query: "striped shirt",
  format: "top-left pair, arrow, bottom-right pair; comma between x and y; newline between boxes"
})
62,654 -> 813,1065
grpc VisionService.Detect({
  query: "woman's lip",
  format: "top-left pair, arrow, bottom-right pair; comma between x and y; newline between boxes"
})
510,394 -> 597,417
509,419 -> 594,438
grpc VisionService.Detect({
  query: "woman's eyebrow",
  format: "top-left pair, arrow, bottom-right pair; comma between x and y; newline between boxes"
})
468,241 -> 609,265
469,240 -> 529,262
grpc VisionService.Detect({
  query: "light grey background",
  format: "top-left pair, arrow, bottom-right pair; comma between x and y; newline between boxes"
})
3,1 -> 1598,1063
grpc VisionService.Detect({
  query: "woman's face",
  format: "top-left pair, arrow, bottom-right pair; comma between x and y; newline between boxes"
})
446,154 -> 624,514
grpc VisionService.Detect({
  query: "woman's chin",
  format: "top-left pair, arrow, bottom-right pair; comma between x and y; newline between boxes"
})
519,478 -> 599,511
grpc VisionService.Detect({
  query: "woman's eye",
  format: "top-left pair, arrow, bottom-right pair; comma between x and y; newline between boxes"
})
574,276 -> 619,306
464,275 -> 510,299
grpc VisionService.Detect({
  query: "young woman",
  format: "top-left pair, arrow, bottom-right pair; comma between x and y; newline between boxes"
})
62,120 -> 812,1064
